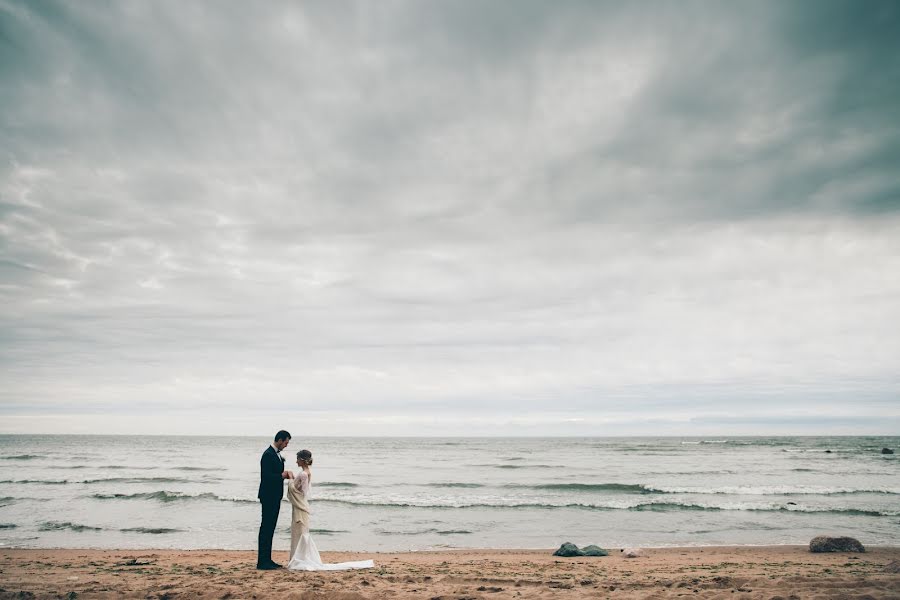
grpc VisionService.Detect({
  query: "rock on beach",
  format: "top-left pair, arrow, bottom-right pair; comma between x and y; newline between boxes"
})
809,536 -> 866,553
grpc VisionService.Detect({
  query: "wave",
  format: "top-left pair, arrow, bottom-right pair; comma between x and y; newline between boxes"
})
0,454 -> 40,460
681,439 -> 806,447
90,491 -> 254,504
467,464 -> 554,469
80,477 -> 194,484
0,477 -> 197,485
629,502 -> 713,512
376,528 -> 441,536
0,480 -> 67,485
0,496 -> 49,505
646,485 -> 900,496
643,470 -> 737,476
510,483 -> 662,494
437,530 -> 472,535
498,482 -> 899,496
0,523 -> 17,529
315,498 -> 614,510
39,521 -> 102,532
173,467 -> 208,472
66,465 -> 153,470
65,465 -> 158,470
426,483 -> 485,488
772,507 -> 892,517
120,527 -> 184,534
314,498 -> 567,510
312,497 -> 899,516
310,529 -> 348,535
316,482 -> 358,488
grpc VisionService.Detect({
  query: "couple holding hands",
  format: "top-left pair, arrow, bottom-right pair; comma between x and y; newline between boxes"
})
256,430 -> 373,571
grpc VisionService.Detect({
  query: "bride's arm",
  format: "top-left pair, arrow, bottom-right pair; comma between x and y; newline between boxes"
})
292,469 -> 309,493
300,469 -> 310,496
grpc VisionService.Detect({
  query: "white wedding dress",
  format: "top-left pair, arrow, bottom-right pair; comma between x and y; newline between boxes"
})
287,470 -> 374,572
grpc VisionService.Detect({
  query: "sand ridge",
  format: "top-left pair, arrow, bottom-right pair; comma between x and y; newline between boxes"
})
1,546 -> 898,599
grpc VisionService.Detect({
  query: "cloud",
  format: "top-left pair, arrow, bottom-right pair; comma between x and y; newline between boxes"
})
1,0 -> 898,434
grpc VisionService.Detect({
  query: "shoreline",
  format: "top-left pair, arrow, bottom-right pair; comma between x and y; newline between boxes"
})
10,542 -> 898,551
3,545 -> 898,599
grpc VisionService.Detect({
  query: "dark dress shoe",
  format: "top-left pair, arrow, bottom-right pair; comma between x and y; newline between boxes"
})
256,563 -> 279,570
268,561 -> 283,569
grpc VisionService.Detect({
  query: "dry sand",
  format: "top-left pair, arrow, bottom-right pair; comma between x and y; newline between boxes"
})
1,546 -> 898,599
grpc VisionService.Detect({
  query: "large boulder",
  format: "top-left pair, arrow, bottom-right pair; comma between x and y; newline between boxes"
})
553,542 -> 584,557
581,545 -> 609,556
809,536 -> 866,553
882,448 -> 894,454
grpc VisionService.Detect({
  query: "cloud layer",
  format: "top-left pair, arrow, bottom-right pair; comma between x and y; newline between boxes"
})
1,0 -> 898,435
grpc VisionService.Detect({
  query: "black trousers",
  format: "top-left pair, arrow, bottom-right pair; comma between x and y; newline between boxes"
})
257,497 -> 281,565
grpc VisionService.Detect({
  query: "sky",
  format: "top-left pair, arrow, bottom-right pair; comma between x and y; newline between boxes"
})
1,0 -> 898,436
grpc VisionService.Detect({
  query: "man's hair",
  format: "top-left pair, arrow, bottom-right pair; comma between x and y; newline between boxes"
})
274,430 -> 291,442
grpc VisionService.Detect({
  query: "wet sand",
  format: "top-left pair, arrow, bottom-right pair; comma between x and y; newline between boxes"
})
1,546 -> 898,599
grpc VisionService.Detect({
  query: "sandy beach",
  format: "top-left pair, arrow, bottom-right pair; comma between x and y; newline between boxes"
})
1,546 -> 898,599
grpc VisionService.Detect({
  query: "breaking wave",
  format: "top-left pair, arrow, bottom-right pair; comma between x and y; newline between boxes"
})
310,497 -> 899,516
120,527 -> 184,534
39,521 -> 102,532
90,491 -> 255,504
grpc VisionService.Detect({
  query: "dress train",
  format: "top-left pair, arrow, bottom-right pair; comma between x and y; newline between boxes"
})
287,530 -> 374,571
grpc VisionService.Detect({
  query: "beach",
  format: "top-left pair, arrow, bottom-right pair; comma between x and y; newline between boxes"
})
2,546 -> 898,599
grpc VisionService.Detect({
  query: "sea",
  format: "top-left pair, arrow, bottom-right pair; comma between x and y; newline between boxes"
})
0,435 -> 898,552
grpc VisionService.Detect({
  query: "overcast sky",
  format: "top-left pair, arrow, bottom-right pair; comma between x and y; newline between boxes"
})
1,0 -> 898,436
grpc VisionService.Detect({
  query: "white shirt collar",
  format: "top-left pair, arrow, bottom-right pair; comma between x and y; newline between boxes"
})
271,443 -> 282,458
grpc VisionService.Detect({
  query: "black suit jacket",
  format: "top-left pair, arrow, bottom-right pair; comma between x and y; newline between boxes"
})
258,446 -> 285,502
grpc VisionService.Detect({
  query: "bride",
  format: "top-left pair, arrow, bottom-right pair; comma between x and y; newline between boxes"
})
287,449 -> 374,571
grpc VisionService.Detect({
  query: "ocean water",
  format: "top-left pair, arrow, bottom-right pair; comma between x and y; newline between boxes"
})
0,435 -> 897,551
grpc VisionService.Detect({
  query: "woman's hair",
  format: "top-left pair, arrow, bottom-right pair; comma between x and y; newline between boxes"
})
296,449 -> 313,465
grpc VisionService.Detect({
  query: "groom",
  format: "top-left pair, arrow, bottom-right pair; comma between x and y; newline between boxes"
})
257,430 -> 294,570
